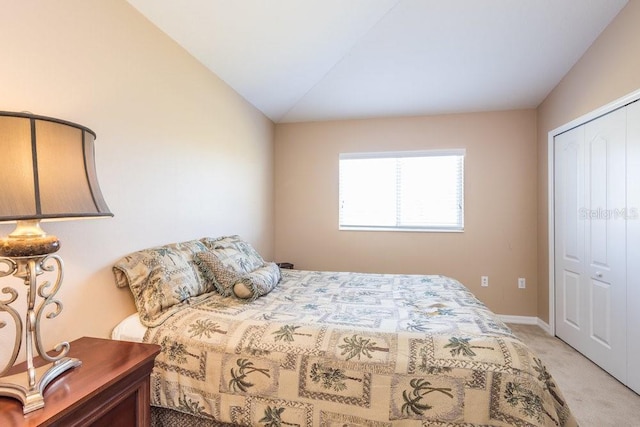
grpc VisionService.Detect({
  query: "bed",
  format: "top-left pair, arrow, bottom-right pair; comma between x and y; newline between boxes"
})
111,236 -> 577,427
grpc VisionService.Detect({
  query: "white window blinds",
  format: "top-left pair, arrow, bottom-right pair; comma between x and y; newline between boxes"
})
339,150 -> 464,231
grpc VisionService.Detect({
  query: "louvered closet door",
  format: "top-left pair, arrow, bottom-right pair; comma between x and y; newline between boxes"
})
555,107 -> 627,383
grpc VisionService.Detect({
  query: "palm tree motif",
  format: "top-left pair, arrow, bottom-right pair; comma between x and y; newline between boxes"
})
235,254 -> 252,273
259,406 -> 298,427
444,337 -> 494,358
178,392 -> 206,415
188,319 -> 227,339
272,325 -> 312,342
405,320 -> 432,332
401,378 -> 454,416
229,358 -> 271,392
160,336 -> 199,364
505,381 -> 559,426
402,301 -> 420,309
338,334 -> 389,361
309,362 -> 362,392
533,358 -> 564,406
154,247 -> 178,265
233,247 -> 252,273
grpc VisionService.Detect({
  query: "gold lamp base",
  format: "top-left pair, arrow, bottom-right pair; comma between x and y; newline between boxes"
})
0,220 -> 80,414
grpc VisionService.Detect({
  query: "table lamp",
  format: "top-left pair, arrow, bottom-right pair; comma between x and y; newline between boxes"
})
0,111 -> 112,413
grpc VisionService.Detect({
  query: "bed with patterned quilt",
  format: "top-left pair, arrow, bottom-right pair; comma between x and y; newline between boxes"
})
111,235 -> 576,427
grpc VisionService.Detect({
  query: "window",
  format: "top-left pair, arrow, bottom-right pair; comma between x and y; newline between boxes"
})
339,150 -> 464,231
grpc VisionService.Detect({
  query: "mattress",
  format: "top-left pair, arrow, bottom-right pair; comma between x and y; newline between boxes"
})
111,312 -> 147,342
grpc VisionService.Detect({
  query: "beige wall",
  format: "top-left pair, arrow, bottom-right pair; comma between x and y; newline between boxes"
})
0,1 -> 274,363
536,1 -> 640,323
275,110 -> 537,316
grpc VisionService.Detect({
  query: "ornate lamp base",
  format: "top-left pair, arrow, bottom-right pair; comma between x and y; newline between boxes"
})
0,223 -> 80,414
0,357 -> 81,413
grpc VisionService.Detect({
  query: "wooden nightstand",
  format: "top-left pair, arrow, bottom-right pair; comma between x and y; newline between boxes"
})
0,337 -> 160,427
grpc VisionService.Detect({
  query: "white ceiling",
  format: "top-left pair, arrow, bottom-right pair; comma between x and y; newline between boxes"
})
127,0 -> 628,123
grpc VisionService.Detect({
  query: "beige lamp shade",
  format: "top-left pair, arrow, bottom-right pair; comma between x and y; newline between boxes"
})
0,111 -> 112,222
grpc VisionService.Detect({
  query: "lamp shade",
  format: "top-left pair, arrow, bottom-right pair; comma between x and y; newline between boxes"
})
0,111 -> 112,222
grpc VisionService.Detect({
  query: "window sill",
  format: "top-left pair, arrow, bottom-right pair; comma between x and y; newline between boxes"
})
339,226 -> 464,233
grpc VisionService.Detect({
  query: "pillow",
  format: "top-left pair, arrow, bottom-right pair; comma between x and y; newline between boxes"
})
233,262 -> 281,300
113,239 -> 209,289
200,235 -> 265,273
195,250 -> 281,300
194,250 -> 243,297
112,240 -> 213,327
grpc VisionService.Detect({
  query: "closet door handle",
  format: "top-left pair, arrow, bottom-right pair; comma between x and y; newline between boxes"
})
595,271 -> 603,278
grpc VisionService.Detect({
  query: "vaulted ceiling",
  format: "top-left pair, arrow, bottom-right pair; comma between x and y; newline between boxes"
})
127,0 -> 628,123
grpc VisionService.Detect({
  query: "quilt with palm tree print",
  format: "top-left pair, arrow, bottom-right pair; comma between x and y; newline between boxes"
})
142,269 -> 577,426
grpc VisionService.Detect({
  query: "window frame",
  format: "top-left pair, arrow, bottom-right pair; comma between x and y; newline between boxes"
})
338,149 -> 465,232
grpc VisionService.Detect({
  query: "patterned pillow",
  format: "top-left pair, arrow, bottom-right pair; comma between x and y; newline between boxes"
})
233,262 -> 281,300
113,240 -> 210,289
194,250 -> 243,297
200,235 -> 265,273
112,240 -> 213,327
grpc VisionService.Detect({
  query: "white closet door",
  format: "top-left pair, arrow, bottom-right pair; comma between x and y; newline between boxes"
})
582,107 -> 627,382
626,100 -> 640,394
555,107 -> 627,383
555,125 -> 586,347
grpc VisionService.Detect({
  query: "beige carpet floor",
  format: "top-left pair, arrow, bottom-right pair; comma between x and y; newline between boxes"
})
508,324 -> 640,427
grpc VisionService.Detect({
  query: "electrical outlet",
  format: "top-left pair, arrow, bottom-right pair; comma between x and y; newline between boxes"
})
481,276 -> 489,287
518,278 -> 526,289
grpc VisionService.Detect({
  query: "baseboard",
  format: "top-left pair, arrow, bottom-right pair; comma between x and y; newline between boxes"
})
536,318 -> 552,335
498,315 -> 538,325
498,315 -> 554,336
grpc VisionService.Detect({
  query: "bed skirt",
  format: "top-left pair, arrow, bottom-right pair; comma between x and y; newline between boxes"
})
151,406 -> 235,427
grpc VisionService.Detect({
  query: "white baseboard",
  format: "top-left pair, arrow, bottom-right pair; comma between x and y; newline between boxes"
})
498,315 -> 553,336
498,315 -> 538,325
536,318 -> 552,335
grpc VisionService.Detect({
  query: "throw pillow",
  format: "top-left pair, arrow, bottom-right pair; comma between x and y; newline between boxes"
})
233,262 -> 281,300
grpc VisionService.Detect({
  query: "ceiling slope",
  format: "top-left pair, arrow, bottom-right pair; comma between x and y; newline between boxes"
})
127,0 -> 628,123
